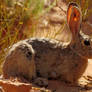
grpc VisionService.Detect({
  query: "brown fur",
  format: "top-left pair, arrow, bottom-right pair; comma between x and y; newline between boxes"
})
2,2 -> 92,84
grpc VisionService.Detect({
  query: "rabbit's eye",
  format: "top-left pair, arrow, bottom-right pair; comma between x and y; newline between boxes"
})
84,40 -> 90,46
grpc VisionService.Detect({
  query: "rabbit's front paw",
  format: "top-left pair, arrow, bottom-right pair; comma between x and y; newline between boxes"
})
33,77 -> 48,88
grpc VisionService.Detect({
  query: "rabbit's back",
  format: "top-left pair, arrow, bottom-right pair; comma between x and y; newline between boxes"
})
27,38 -> 88,83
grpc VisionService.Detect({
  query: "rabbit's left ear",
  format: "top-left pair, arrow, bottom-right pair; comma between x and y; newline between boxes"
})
67,2 -> 82,41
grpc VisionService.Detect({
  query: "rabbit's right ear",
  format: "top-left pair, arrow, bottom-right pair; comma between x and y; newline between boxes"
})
67,2 -> 82,43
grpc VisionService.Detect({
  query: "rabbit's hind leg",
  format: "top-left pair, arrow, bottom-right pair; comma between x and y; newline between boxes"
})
2,41 -> 36,82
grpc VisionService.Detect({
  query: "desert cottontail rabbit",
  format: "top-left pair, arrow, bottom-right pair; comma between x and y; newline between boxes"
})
2,2 -> 92,86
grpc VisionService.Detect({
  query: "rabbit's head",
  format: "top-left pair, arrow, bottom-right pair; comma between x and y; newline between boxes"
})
67,2 -> 92,59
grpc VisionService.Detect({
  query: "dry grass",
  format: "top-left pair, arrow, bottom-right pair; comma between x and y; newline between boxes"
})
0,0 -> 45,73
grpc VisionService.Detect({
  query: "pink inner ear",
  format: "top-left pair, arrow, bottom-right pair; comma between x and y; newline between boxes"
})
67,6 -> 81,37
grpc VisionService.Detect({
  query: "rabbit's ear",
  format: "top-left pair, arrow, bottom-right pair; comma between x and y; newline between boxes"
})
67,2 -> 82,41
